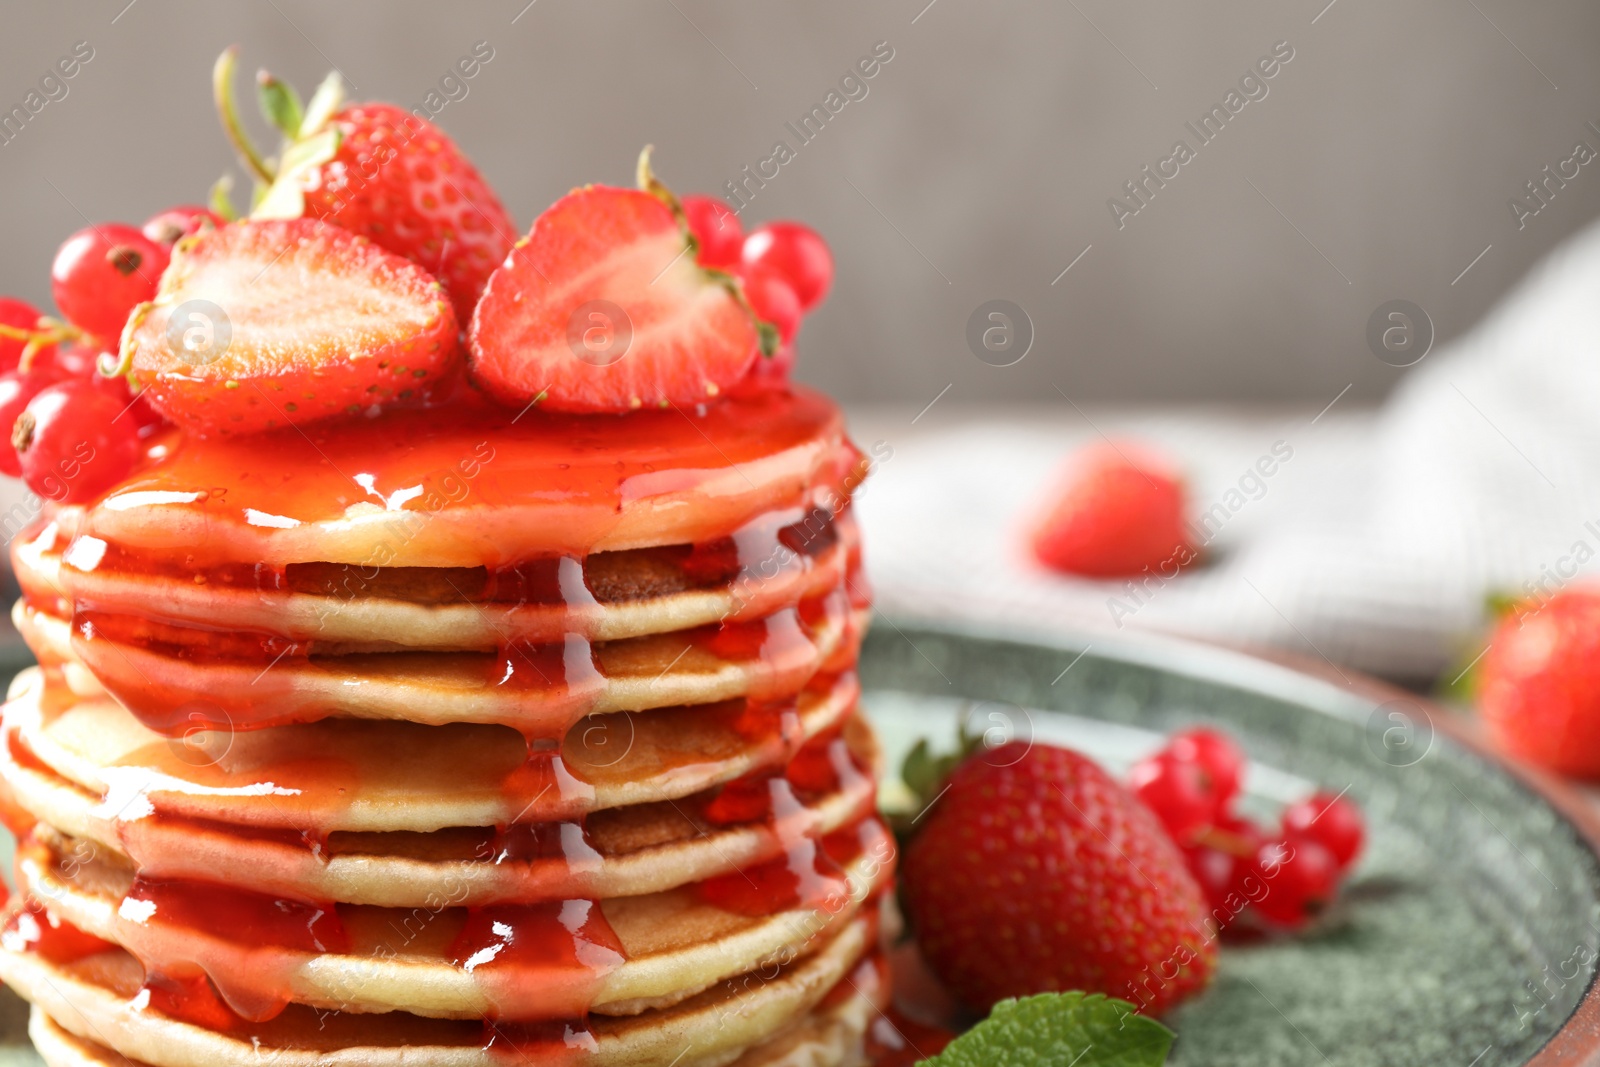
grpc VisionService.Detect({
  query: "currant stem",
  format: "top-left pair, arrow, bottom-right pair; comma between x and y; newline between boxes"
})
1194,825 -> 1257,858
213,47 -> 274,183
0,319 -> 82,374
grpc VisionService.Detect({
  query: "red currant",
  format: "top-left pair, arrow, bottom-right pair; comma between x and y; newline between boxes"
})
1183,845 -> 1234,912
141,205 -> 225,247
1128,752 -> 1214,844
0,299 -> 51,375
77,356 -> 164,434
745,343 -> 796,386
12,380 -> 140,503
1282,790 -> 1364,870
682,195 -> 743,269
1250,838 -> 1339,928
743,268 -> 802,347
0,372 -> 49,478
741,222 -> 833,310
35,342 -> 99,382
1167,726 -> 1245,810
1185,813 -> 1266,915
50,225 -> 170,341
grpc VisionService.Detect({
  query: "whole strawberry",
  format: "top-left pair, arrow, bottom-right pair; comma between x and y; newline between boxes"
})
902,742 -> 1216,1016
295,103 -> 514,323
216,49 -> 514,323
1031,442 -> 1194,579
1479,588 -> 1600,778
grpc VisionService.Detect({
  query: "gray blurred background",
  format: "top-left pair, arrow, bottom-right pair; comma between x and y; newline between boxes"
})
2,0 -> 1598,405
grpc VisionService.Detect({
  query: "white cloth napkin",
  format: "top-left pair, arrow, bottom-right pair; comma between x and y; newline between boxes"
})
852,217 -> 1600,684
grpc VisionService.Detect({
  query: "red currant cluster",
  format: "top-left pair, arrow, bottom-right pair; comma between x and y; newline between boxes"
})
680,196 -> 833,381
0,206 -> 222,503
1129,727 -> 1365,930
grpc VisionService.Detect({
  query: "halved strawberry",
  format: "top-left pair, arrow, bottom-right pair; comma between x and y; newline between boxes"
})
468,185 -> 761,413
120,218 -> 460,437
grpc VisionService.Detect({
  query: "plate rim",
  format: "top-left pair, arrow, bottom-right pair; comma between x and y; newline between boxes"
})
868,613 -> 1600,1066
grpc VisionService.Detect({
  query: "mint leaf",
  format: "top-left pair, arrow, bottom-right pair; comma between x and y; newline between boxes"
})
921,993 -> 1173,1067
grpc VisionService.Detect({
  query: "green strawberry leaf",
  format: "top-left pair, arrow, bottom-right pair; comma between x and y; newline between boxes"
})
208,174 -> 238,222
257,72 -> 304,138
1484,589 -> 1525,619
253,128 -> 343,220
299,71 -> 347,140
896,713 -> 989,822
920,993 -> 1173,1067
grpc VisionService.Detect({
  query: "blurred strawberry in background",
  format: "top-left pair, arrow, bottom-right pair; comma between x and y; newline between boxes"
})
1031,441 -> 1195,579
1477,587 -> 1600,779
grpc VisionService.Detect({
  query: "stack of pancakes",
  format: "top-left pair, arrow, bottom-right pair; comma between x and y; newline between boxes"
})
0,386 -> 891,1066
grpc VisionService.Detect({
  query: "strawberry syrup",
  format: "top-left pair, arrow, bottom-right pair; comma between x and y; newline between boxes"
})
0,386 -> 882,1052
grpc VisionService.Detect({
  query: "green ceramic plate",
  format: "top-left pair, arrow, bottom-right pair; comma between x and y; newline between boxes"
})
860,620 -> 1600,1067
2,624 -> 1599,1066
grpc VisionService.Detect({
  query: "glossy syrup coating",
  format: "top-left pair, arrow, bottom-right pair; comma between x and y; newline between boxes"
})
0,382 -> 883,1060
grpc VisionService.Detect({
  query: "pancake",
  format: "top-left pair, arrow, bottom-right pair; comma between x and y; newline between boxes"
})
4,667 -> 863,832
4,692 -> 881,908
13,818 -> 893,1021
14,595 -> 863,734
14,507 -> 859,651
2,382 -> 886,1063
30,961 -> 883,1067
0,911 -> 874,1067
54,387 -> 866,569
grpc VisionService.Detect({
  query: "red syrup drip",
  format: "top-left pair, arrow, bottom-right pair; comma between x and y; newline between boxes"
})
500,713 -> 600,824
482,1018 -> 599,1063
492,633 -> 582,690
864,1007 -> 955,1066
448,899 -> 624,1022
486,816 -> 605,902
116,876 -> 348,1022
695,761 -> 870,919
787,726 -> 871,799
819,950 -> 888,1012
484,556 -> 572,605
68,607 -> 316,735
687,605 -> 818,704
141,971 -> 249,1034
703,722 -> 865,828
693,833 -> 851,919
727,695 -> 804,753
1,904 -> 117,964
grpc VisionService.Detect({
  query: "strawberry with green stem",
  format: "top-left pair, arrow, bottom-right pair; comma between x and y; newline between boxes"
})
898,732 -> 1216,1016
211,46 -> 515,323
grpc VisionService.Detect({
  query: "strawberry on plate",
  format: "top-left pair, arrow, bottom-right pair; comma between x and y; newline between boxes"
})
468,168 -> 764,413
217,49 -> 514,322
902,741 -> 1216,1016
1031,441 -> 1195,579
119,218 -> 460,437
1478,587 -> 1600,778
